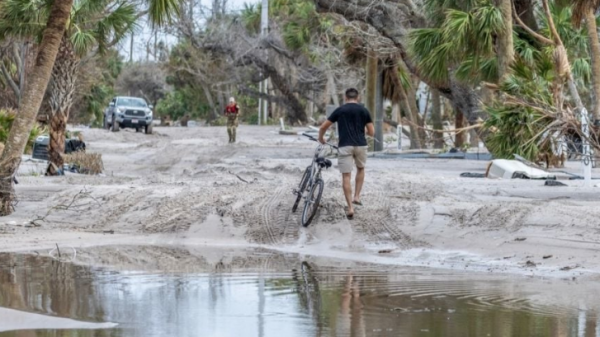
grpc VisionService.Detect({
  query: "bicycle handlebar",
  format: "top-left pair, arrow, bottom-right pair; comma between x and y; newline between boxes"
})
302,133 -> 339,150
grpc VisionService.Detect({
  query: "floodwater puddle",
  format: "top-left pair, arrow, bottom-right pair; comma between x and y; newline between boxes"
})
0,245 -> 599,336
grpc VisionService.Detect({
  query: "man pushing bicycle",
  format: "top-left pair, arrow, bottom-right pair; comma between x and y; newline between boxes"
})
318,88 -> 375,219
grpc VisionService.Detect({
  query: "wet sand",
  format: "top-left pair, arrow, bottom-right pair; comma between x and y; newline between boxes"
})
0,307 -> 116,332
1,125 -> 599,279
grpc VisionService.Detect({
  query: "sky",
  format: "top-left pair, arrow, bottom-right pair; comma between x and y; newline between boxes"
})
119,0 -> 259,61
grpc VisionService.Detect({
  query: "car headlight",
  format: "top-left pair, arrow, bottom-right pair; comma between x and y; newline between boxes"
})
116,108 -> 124,114
146,109 -> 153,117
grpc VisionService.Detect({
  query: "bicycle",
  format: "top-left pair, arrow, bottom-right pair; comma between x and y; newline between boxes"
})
292,133 -> 338,227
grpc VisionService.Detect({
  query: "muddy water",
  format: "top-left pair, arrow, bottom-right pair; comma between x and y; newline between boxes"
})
0,247 -> 599,337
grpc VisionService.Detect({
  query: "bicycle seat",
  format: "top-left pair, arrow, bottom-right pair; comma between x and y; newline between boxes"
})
317,157 -> 332,168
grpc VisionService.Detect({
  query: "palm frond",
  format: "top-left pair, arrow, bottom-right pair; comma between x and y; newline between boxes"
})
455,56 -> 497,83
441,9 -> 472,54
70,26 -> 97,55
0,0 -> 50,39
147,0 -> 180,27
241,3 -> 261,34
572,57 -> 591,83
93,1 -> 138,53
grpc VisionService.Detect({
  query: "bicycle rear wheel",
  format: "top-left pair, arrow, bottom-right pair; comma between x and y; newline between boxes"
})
292,166 -> 311,213
301,178 -> 324,227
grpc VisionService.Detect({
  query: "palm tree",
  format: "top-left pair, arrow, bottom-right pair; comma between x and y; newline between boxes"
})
572,0 -> 600,121
0,0 -> 74,216
495,0 -> 514,82
0,0 -> 180,215
485,0 -> 593,161
0,0 -> 141,174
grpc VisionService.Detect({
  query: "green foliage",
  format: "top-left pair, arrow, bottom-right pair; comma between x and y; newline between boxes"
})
245,112 -> 259,125
0,0 -> 139,57
81,51 -> 123,126
156,88 -> 213,121
147,0 -> 180,27
85,84 -> 114,127
156,91 -> 189,120
537,3 -> 591,85
0,110 -> 15,143
241,3 -> 261,34
409,1 -> 504,84
0,108 -> 45,154
484,105 -> 551,161
483,67 -> 555,161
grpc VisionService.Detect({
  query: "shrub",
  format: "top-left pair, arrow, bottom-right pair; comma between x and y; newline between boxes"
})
0,109 -> 46,154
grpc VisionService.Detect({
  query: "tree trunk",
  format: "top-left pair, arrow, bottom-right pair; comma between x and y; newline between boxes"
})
585,9 -> 600,121
312,0 -> 484,125
409,84 -> 427,145
46,37 -> 79,175
0,0 -> 74,216
469,129 -> 479,147
375,66 -> 384,151
398,88 -> 422,149
201,82 -> 219,120
431,89 -> 444,148
514,0 -> 538,33
327,72 -> 339,106
494,0 -> 514,82
365,50 -> 377,151
47,112 -> 68,173
388,63 -> 422,148
392,102 -> 399,122
455,109 -> 465,148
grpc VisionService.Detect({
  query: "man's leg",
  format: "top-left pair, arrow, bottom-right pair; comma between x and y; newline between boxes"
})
342,173 -> 354,215
338,147 -> 354,217
353,146 -> 368,203
354,167 -> 365,203
232,123 -> 237,143
227,125 -> 232,143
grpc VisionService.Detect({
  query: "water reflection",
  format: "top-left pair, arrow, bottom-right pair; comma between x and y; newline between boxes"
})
0,247 -> 598,337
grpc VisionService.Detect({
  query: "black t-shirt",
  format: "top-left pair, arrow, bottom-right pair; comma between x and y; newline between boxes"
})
328,103 -> 373,147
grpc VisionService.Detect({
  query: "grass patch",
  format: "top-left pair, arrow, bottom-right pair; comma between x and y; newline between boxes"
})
63,152 -> 104,175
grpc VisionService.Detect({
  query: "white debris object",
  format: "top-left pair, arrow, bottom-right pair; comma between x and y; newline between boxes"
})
487,159 -> 555,179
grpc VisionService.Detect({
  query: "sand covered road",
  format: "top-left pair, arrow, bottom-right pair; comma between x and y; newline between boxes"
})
1,125 -> 600,279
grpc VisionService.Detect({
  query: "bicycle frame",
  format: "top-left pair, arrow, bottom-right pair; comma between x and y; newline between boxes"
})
305,143 -> 326,189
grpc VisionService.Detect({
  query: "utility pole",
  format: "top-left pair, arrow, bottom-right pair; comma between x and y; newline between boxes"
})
375,66 -> 384,151
261,0 -> 269,125
581,108 -> 592,185
258,80 -> 262,125
129,33 -> 134,63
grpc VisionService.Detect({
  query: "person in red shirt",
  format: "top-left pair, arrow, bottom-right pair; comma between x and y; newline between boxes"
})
224,97 -> 240,143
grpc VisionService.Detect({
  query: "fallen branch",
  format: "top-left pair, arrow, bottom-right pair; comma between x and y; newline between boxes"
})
229,171 -> 250,183
399,118 -> 483,134
30,187 -> 100,226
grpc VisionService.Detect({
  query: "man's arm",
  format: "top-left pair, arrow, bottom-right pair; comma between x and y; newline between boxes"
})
319,120 -> 333,144
366,123 -> 374,137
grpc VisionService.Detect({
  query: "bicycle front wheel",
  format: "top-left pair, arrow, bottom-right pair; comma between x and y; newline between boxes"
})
301,178 -> 324,227
292,166 -> 311,213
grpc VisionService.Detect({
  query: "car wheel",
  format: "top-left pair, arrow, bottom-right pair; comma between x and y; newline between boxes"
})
111,115 -> 120,132
136,127 -> 141,133
145,124 -> 153,135
104,117 -> 111,130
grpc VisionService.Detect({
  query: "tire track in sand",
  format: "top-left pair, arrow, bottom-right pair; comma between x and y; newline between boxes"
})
353,187 -> 421,248
257,186 -> 287,245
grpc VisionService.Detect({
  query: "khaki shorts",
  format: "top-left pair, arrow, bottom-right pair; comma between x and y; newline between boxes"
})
338,146 -> 368,173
